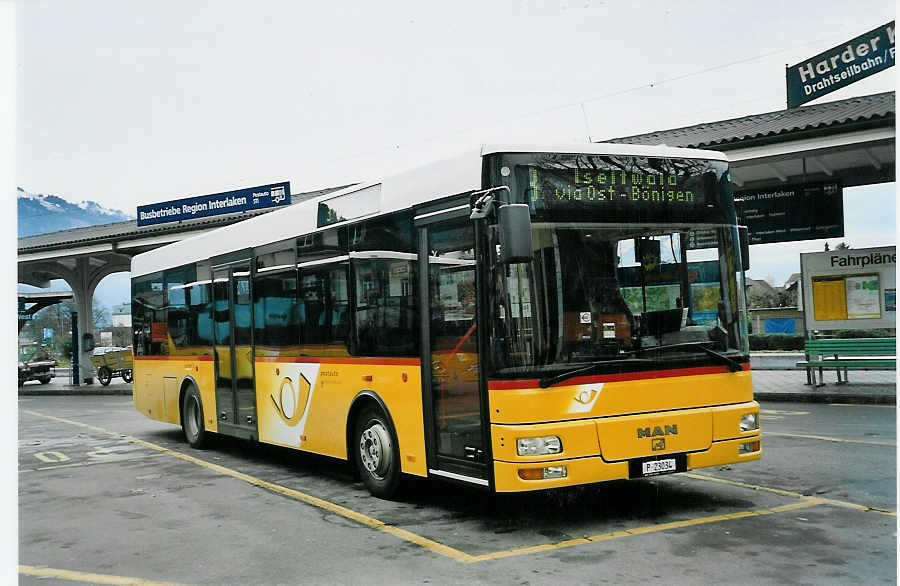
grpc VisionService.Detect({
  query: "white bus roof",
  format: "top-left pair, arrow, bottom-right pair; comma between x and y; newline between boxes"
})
481,143 -> 729,161
132,143 -> 729,277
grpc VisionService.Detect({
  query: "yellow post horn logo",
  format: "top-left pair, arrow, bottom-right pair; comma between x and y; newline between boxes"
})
270,373 -> 311,426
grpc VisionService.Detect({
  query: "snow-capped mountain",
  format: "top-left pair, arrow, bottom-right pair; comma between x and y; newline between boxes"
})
17,187 -> 133,237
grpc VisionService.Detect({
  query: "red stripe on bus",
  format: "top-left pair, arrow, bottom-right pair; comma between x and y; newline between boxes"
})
487,363 -> 750,390
254,356 -> 421,366
133,355 -> 214,361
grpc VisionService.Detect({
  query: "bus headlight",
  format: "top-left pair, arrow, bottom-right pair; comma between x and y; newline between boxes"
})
739,413 -> 759,432
517,436 -> 563,456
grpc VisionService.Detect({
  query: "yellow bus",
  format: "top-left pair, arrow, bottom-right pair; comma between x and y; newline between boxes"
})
131,144 -> 760,499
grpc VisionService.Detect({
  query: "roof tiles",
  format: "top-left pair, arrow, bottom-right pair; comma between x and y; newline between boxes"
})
604,92 -> 894,149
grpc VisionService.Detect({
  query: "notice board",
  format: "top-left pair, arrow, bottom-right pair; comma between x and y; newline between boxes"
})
736,181 -> 843,245
801,246 -> 896,331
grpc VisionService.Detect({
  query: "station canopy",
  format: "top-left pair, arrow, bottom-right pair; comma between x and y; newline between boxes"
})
603,91 -> 895,191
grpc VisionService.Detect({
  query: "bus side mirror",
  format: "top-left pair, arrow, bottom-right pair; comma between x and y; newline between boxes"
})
498,204 -> 533,264
738,226 -> 749,270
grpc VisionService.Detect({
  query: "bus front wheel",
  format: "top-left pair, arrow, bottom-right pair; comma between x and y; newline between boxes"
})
353,406 -> 401,499
181,387 -> 208,449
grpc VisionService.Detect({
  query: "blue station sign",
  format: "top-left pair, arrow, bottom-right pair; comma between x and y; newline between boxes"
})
786,21 -> 895,108
137,182 -> 291,227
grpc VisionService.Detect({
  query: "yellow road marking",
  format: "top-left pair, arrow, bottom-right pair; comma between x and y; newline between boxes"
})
34,450 -> 70,463
684,473 -> 897,517
470,500 -> 821,562
19,452 -> 167,473
764,431 -> 895,447
829,403 -> 896,408
19,564 -> 192,585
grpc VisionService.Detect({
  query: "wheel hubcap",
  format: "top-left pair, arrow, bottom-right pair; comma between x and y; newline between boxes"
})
186,397 -> 200,439
359,421 -> 391,480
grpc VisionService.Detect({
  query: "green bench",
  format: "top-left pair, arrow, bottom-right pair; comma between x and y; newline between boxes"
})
797,337 -> 896,387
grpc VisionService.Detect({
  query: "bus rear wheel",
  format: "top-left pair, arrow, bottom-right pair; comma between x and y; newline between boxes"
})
353,406 -> 401,499
181,387 -> 208,449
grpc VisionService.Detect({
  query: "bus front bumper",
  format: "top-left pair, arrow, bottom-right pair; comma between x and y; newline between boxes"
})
492,435 -> 761,492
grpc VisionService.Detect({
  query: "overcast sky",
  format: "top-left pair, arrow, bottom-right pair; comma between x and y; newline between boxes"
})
16,0 -> 897,296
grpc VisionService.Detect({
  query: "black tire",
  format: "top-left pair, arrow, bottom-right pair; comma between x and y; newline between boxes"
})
122,369 -> 133,383
39,376 -> 51,384
353,405 -> 402,499
181,386 -> 208,449
97,367 -> 112,386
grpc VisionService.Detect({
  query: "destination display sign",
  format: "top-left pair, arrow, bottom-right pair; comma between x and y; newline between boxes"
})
517,156 -> 728,223
787,21 -> 895,108
529,166 -> 705,206
737,181 -> 843,245
136,182 -> 291,227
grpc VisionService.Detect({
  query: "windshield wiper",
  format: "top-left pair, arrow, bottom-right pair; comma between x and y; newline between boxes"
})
637,341 -> 743,372
537,342 -> 743,388
538,358 -> 652,389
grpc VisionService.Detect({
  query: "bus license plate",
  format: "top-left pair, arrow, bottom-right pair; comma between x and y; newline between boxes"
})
642,458 -> 676,476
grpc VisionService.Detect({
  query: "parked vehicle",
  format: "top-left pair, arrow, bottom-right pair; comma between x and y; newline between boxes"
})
18,345 -> 57,386
91,347 -> 134,386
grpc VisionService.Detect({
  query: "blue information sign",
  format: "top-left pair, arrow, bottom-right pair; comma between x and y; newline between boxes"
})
137,182 -> 291,227
786,21 -> 895,108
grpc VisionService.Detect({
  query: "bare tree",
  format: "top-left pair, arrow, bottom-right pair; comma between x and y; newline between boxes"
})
93,304 -> 112,330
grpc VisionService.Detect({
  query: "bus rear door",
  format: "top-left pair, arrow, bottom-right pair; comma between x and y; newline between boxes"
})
212,261 -> 258,439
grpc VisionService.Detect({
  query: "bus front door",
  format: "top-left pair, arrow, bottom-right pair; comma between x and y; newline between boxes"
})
419,218 -> 490,488
212,262 -> 258,439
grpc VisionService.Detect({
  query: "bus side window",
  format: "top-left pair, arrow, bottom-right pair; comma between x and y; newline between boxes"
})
299,262 -> 349,354
352,258 -> 417,357
166,264 -> 196,352
253,268 -> 299,352
330,266 -> 350,348
133,272 -> 165,357
188,282 -> 213,349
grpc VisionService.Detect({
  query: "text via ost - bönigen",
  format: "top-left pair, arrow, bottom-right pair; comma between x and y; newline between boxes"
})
542,169 -> 694,203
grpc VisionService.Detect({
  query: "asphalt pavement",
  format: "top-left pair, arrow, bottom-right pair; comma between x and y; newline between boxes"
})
18,394 -> 896,584
19,361 -> 897,404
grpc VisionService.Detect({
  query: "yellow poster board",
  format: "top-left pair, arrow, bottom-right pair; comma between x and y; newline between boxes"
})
812,279 -> 847,321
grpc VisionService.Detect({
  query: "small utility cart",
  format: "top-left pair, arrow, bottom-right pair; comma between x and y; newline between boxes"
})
91,347 -> 134,386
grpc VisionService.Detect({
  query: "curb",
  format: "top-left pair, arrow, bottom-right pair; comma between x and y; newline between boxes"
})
755,391 -> 895,405
19,388 -> 133,397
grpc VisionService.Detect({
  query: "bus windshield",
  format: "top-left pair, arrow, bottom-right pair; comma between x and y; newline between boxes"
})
485,223 -> 749,379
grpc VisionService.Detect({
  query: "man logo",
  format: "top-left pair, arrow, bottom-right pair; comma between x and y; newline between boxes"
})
637,425 -> 678,439
652,438 -> 666,451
